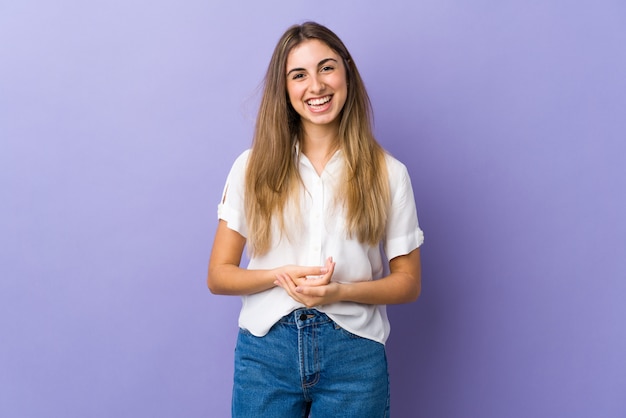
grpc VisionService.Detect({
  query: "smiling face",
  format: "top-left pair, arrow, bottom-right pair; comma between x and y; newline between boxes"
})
285,39 -> 348,134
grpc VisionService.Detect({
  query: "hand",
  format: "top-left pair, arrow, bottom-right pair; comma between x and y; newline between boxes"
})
273,257 -> 334,287
275,257 -> 341,308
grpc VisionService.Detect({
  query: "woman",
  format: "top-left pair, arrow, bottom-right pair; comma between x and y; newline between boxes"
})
208,21 -> 424,417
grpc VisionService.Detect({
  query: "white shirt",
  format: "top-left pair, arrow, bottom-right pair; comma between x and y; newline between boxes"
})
217,148 -> 424,344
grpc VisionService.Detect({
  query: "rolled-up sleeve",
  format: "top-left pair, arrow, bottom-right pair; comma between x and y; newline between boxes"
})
384,160 -> 424,260
217,150 -> 250,238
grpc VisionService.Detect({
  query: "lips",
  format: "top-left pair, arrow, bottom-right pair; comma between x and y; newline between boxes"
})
307,95 -> 332,106
306,95 -> 333,112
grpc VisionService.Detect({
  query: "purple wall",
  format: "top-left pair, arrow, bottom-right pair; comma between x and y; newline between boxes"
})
1,1 -> 625,417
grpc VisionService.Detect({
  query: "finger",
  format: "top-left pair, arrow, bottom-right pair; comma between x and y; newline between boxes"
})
300,275 -> 330,286
273,275 -> 285,290
295,285 -> 325,299
318,259 -> 335,282
299,265 -> 329,279
301,263 -> 334,286
325,259 -> 336,277
325,257 -> 334,269
274,275 -> 288,289
276,273 -> 301,299
277,273 -> 320,306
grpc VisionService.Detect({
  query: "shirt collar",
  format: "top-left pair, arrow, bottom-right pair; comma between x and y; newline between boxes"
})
294,141 -> 343,176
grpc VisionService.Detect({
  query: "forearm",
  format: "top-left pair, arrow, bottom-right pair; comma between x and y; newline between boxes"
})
208,219 -> 333,296
207,220 -> 277,295
334,248 -> 421,305
208,263 -> 277,296
337,271 -> 420,305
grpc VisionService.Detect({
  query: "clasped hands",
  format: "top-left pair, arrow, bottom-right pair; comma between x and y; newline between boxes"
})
273,257 -> 340,308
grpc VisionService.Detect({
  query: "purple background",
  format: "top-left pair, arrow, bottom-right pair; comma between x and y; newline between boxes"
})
2,1 -> 625,417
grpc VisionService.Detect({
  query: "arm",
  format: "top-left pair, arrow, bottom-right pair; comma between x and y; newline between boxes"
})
339,248 -> 421,304
207,220 -> 271,295
274,247 -> 421,307
207,220 -> 332,295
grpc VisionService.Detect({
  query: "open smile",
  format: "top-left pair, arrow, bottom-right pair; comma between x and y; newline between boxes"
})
306,95 -> 333,112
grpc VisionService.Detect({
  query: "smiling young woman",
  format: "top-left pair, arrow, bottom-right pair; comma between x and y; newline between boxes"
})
208,21 -> 424,418
285,39 -> 348,137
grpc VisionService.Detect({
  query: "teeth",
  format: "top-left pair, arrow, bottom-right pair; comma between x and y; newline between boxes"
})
307,96 -> 331,106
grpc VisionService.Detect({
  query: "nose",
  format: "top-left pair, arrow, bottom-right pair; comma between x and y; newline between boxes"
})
309,74 -> 325,94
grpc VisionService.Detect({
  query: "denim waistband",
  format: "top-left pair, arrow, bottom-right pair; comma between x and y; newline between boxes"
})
278,308 -> 333,329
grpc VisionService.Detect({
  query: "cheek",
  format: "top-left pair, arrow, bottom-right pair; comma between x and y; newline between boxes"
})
334,82 -> 348,105
287,93 -> 298,108
286,84 -> 302,106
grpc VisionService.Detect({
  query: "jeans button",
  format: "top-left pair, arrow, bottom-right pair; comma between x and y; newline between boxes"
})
299,313 -> 307,321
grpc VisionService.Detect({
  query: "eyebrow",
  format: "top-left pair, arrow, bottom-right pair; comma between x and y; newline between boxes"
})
286,58 -> 339,76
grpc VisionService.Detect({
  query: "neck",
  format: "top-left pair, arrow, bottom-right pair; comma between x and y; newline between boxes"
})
300,124 -> 340,175
301,117 -> 339,149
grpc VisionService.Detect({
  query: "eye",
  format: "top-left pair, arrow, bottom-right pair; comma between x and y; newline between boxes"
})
321,66 -> 334,72
291,73 -> 305,80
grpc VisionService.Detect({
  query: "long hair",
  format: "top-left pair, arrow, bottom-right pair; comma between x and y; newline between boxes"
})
245,21 -> 390,256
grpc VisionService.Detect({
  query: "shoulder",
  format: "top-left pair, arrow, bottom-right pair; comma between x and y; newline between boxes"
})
223,149 -> 252,186
383,152 -> 416,202
383,152 -> 410,180
228,149 -> 252,174
234,148 -> 252,165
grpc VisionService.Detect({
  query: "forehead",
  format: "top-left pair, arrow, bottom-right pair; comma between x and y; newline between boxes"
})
286,39 -> 340,69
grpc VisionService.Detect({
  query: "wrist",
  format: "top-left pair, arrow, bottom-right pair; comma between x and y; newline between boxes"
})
335,282 -> 349,303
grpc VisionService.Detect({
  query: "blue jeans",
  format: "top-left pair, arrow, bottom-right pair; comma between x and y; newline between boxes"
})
232,308 -> 390,417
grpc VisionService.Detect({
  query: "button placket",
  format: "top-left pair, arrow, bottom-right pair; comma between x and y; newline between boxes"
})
308,177 -> 324,265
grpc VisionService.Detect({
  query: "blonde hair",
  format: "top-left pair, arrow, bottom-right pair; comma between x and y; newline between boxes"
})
245,22 -> 390,256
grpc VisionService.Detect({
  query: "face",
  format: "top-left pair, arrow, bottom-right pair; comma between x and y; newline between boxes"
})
285,39 -> 348,132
